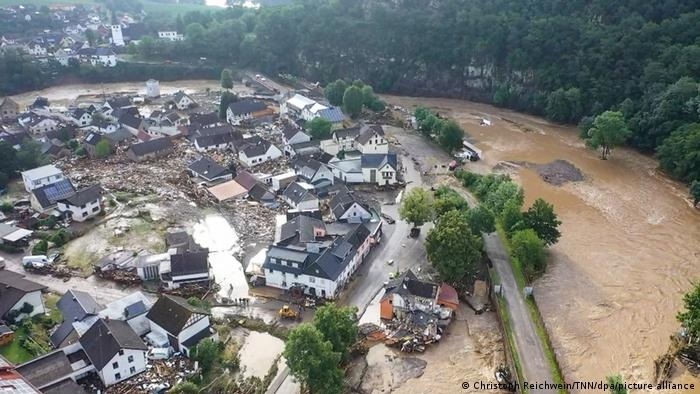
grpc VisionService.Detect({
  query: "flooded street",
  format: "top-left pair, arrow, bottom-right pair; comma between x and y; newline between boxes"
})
237,331 -> 284,378
385,96 -> 700,389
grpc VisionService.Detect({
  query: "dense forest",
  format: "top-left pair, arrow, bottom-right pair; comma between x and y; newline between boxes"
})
1,0 -> 699,192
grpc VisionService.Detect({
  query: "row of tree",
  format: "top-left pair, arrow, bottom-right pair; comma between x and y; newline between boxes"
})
414,107 -> 464,152
324,79 -> 385,117
0,139 -> 48,189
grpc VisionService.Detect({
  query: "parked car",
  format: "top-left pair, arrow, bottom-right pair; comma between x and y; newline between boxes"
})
380,213 -> 395,224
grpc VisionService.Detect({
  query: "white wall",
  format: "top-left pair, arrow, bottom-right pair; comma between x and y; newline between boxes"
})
226,109 -> 252,125
339,203 -> 371,222
358,136 -> 388,154
362,164 -> 396,186
178,315 -> 211,346
293,197 -> 319,211
10,291 -> 45,319
239,145 -> 282,167
177,96 -> 192,110
23,172 -> 65,192
57,199 -> 101,222
286,132 -> 310,146
99,348 -> 147,386
319,139 -> 339,156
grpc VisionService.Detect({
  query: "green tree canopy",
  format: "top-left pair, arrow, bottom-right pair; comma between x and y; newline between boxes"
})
220,68 -> 233,90
95,140 -> 111,158
324,79 -> 347,106
677,282 -> 700,338
192,339 -> 221,373
437,120 -> 464,152
691,180 -> 700,207
484,181 -> 524,216
342,85 -> 363,118
313,303 -> 358,360
219,91 -> 239,119
399,187 -> 435,227
656,123 -> 700,184
585,111 -> 631,159
465,205 -> 496,234
170,381 -> 199,394
522,198 -> 561,246
284,324 -> 343,394
306,117 -> 332,140
16,139 -> 47,170
426,210 -> 482,283
511,229 -> 547,281
434,186 -> 469,217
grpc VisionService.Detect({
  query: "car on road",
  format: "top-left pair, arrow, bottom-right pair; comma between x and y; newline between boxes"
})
381,213 -> 395,224
22,255 -> 48,269
387,259 -> 394,265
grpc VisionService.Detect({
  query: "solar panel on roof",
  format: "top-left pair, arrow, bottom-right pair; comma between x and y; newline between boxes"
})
44,180 -> 75,203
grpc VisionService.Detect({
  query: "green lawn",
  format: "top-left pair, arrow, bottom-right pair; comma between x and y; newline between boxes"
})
0,327 -> 34,364
0,294 -> 62,364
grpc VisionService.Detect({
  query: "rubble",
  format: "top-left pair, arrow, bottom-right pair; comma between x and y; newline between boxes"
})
94,356 -> 197,394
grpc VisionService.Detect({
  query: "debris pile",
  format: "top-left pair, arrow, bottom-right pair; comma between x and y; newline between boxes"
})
97,269 -> 142,285
99,356 -> 197,394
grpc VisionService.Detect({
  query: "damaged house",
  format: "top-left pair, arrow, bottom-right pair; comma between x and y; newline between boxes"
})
146,295 -> 216,357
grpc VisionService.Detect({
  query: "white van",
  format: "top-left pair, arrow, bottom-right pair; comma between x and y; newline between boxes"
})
22,255 -> 48,268
147,347 -> 172,360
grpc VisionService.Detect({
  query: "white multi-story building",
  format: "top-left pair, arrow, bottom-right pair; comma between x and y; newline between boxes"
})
21,165 -> 65,192
157,31 -> 184,41
145,79 -> 160,98
57,185 -> 102,222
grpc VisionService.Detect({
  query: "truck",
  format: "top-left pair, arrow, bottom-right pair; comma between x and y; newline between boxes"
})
461,140 -> 483,161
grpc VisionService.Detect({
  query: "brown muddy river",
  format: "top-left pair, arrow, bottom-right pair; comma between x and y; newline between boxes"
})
386,96 -> 700,391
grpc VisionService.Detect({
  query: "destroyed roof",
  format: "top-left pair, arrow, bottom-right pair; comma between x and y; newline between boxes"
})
228,99 -> 268,115
334,126 -> 361,139
190,124 -> 240,138
103,128 -> 133,143
248,182 -> 275,203
317,106 -> 346,123
361,153 -> 397,170
79,318 -> 147,370
59,184 -> 101,207
169,251 -> 209,277
356,124 -> 385,145
128,137 -> 172,157
283,181 -> 317,205
21,164 -> 63,181
385,269 -> 439,300
0,271 -> 47,317
234,171 -> 257,191
188,156 -> 231,180
41,138 -> 67,156
15,350 -> 73,390
146,294 -> 209,336
279,214 -> 327,246
194,131 -> 240,148
83,131 -> 102,146
106,96 -> 132,109
189,112 -> 221,128
31,179 -> 76,209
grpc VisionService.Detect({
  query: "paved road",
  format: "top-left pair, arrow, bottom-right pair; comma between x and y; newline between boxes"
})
483,233 -> 556,393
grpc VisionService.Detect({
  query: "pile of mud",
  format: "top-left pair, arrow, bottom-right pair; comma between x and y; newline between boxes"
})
517,159 -> 585,186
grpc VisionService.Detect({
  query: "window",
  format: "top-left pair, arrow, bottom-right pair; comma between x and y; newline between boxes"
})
130,366 -> 136,374
113,362 -> 119,369
269,269 -> 274,274
82,212 -> 88,217
92,206 -> 99,212
309,277 -> 315,283
115,373 -> 121,381
118,350 -> 124,356
128,355 -> 134,363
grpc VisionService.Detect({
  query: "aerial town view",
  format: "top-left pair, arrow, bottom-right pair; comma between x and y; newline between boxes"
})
0,1 -> 698,393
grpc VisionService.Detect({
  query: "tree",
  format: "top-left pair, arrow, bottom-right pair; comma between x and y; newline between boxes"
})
219,91 -> 238,119
16,139 -> 47,170
192,339 -> 221,373
95,140 -> 111,158
484,181 -> 524,215
313,303 -> 358,360
220,68 -> 233,90
85,29 -> 97,47
437,119 -> 464,152
606,374 -> 628,394
324,79 -> 347,106
585,111 -> 631,160
522,198 -> 561,246
501,200 -> 525,237
284,324 -> 343,394
657,123 -> 700,183
426,210 -> 483,283
511,229 -> 547,280
677,282 -> 700,338
691,180 -> 700,207
465,205 -> 496,234
434,186 -> 468,217
306,117 -> 332,140
32,240 -> 48,255
399,187 -> 434,228
342,85 -> 363,118
171,381 -> 199,394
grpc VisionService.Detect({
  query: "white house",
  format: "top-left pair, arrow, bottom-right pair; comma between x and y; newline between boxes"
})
226,99 -> 270,125
333,127 -> 361,152
54,48 -> 71,66
79,318 -> 148,386
25,41 -> 47,56
99,292 -> 153,336
21,164 -> 65,192
0,271 -> 47,321
282,124 -> 310,155
71,108 -> 92,126
164,251 -> 211,289
356,125 -> 388,154
145,79 -> 160,98
328,157 -> 363,184
146,295 -> 216,357
92,48 -> 117,67
361,154 -> 398,186
24,116 -> 59,135
187,156 -> 233,185
171,91 -> 195,110
30,179 -> 76,212
293,158 -> 335,188
236,136 -> 283,167
281,94 -> 316,117
57,184 -> 102,222
110,25 -> 125,46
329,189 -> 372,223
157,31 -> 184,41
282,182 -> 319,211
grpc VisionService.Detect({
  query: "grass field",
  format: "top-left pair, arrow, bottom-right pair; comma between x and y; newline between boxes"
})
0,294 -> 63,364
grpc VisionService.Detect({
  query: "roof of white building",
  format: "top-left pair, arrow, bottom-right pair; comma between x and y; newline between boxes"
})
21,164 -> 62,181
285,94 -> 316,111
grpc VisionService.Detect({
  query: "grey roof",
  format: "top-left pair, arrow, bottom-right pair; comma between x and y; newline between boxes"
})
128,137 -> 172,157
118,113 -> 143,129
188,157 -> 231,180
234,171 -> 257,190
173,90 -> 193,104
306,224 -> 370,281
385,269 -> 439,300
283,182 -> 317,205
169,251 -> 209,277
190,124 -> 240,138
21,165 -> 62,181
361,153 -> 397,170
31,179 -> 75,209
146,295 -> 209,336
79,318 -> 147,370
72,108 -> 89,119
15,350 -> 73,390
279,214 -> 327,246
51,289 -> 102,347
263,245 -> 315,275
317,106 -> 346,123
290,140 -> 321,154
329,189 -> 369,219
107,96 -> 132,109
180,326 -> 214,348
227,99 -> 268,115
282,124 -> 305,140
240,136 -> 274,158
189,112 -> 221,128
0,271 -> 46,317
194,132 -> 240,148
100,292 -> 152,321
83,131 -> 102,146
356,124 -> 385,145
334,127 -> 361,139
103,128 -> 133,143
248,182 -> 274,203
94,47 -> 114,56
60,184 -> 101,207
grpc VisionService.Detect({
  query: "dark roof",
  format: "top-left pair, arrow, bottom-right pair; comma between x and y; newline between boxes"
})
60,184 -> 101,207
248,182 -> 275,203
107,96 -> 132,109
56,289 -> 101,321
263,245 -> 316,276
361,153 -> 397,170
42,138 -> 67,156
146,295 -> 209,336
118,113 -> 143,129
72,108 -> 89,119
103,128 -> 133,143
306,224 -> 370,281
15,350 -> 73,389
0,271 -> 46,317
282,182 -> 317,205
282,124 -> 304,140
227,99 -> 268,115
240,136 -> 273,158
128,137 -> 172,157
329,189 -> 368,219
33,179 -> 76,210
83,132 -> 102,146
0,129 -> 29,146
42,377 -> 88,394
169,251 -> 209,277
385,269 -> 439,299
356,124 -> 385,145
50,321 -> 76,348
190,124 -> 240,138
317,106 -> 346,123
188,157 -> 231,180
0,324 -> 12,335
173,90 -> 193,104
279,214 -> 326,246
234,171 -> 257,191
194,132 -> 240,148
189,112 -> 221,128
79,318 -> 147,371
94,47 -> 115,57
334,127 -> 361,139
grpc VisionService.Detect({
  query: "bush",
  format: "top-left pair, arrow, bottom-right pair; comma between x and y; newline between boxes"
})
511,229 -> 547,281
0,201 -> 13,213
75,146 -> 86,157
39,216 -> 57,229
32,240 -> 48,255
49,230 -> 69,247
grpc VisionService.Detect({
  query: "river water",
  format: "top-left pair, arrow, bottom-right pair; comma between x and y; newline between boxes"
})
385,96 -> 700,391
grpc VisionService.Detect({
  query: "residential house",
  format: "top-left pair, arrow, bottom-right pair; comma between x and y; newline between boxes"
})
118,113 -> 145,134
282,182 -> 319,211
188,156 -> 234,185
293,158 -> 335,188
83,132 -> 110,158
248,182 -> 276,206
50,290 -> 102,348
356,125 -> 388,154
189,112 -> 221,129
104,128 -> 134,145
276,214 -> 327,247
25,116 -> 59,135
99,292 -> 153,336
146,295 -> 216,356
13,350 -> 88,393
79,318 -> 148,386
57,184 -> 102,222
92,118 -> 119,134
315,106 -> 346,129
0,127 -> 29,149
126,137 -> 173,162
361,153 -> 398,185
236,136 -> 282,167
263,223 -> 372,298
91,47 -> 117,67
103,96 -> 132,117
270,171 -> 297,193
54,48 -> 71,66
328,157 -> 363,183
41,138 -> 70,158
193,132 -> 241,152
157,31 -> 183,41
135,253 -> 171,282
0,270 -> 47,322
281,94 -> 316,118
289,140 -> 322,158
25,40 -> 47,56
162,111 -> 189,127
332,127 -> 361,152
30,179 -> 76,212
170,91 -> 196,111
207,179 -> 248,202
163,251 -> 211,289
234,170 -> 258,192
0,97 -> 19,118
329,189 -> 372,223
282,124 -> 310,155
380,270 -> 439,320
71,108 -> 92,126
21,164 -> 65,192
226,99 -> 271,125
0,223 -> 33,246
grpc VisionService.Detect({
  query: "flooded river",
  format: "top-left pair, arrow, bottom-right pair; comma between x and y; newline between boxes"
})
385,96 -> 700,390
